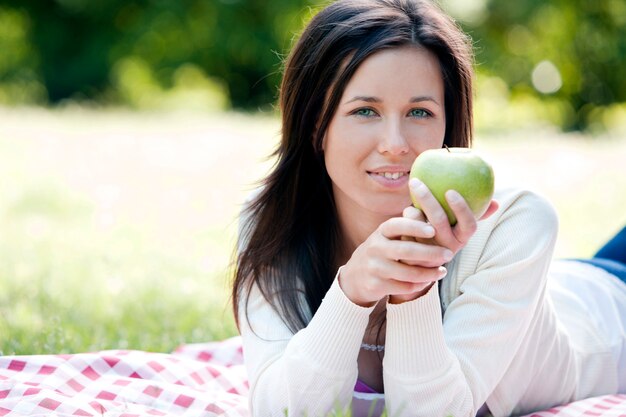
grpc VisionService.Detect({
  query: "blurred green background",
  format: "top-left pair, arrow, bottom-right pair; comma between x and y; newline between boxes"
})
1,0 -> 626,355
1,0 -> 626,130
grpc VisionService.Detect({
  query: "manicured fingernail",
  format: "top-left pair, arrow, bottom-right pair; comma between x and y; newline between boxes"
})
423,225 -> 435,236
443,250 -> 453,261
438,266 -> 448,277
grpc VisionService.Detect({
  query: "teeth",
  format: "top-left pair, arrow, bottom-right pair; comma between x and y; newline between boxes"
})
380,172 -> 405,180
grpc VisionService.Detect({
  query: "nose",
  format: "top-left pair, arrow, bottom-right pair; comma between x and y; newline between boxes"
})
377,119 -> 409,155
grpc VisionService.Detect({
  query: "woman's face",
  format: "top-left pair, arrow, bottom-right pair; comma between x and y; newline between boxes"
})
323,45 -> 446,219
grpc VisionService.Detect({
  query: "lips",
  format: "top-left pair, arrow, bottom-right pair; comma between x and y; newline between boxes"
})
367,166 -> 411,178
368,171 -> 409,180
367,167 -> 411,189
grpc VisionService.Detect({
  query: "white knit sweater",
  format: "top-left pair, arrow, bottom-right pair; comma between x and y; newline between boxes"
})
238,188 -> 626,417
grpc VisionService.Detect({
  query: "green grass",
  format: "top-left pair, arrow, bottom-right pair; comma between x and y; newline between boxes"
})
0,179 -> 238,354
0,106 -> 625,355
0,107 -> 278,355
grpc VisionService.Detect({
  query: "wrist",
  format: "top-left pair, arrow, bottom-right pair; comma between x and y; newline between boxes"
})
337,265 -> 377,308
388,282 -> 435,304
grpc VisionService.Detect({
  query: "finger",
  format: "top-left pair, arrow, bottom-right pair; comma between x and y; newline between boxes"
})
402,205 -> 426,222
409,178 -> 455,240
389,282 -> 435,301
385,239 -> 453,266
401,207 -> 429,243
479,200 -> 499,221
379,217 -> 435,241
382,280 -> 431,299
445,190 -> 477,244
384,261 -> 448,284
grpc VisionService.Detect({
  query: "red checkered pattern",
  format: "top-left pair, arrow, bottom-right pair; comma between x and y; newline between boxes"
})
0,336 -> 248,416
521,394 -> 626,417
0,336 -> 624,416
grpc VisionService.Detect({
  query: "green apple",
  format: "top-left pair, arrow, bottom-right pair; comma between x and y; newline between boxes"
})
409,147 -> 495,226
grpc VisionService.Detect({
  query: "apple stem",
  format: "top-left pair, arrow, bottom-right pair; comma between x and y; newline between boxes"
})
444,144 -> 451,152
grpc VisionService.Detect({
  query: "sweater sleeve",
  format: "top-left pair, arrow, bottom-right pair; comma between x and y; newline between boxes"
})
239,272 -> 376,417
382,189 -> 559,417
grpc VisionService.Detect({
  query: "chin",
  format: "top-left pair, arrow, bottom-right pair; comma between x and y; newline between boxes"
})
370,196 -> 411,217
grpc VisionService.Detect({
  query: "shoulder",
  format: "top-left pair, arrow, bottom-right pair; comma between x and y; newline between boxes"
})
243,186 -> 265,206
237,186 -> 265,254
453,187 -> 559,280
240,186 -> 265,222
441,187 -> 560,309
493,187 -> 558,222
478,187 -> 559,247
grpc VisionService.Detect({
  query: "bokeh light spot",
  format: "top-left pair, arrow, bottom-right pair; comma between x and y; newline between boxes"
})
532,60 -> 562,94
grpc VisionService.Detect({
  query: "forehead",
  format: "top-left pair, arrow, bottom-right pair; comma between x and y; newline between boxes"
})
342,46 -> 444,100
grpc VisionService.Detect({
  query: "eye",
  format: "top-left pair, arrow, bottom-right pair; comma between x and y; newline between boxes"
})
352,108 -> 378,118
409,108 -> 431,118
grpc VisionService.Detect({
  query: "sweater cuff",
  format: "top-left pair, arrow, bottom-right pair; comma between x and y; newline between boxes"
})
300,267 -> 376,373
384,282 -> 449,378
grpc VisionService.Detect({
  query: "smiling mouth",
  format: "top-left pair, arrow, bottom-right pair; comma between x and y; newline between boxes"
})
368,171 -> 410,180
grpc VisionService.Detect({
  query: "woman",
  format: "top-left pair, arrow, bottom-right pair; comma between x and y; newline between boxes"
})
231,1 -> 626,416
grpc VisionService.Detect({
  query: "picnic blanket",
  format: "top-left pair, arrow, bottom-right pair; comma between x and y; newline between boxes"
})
0,336 -> 624,417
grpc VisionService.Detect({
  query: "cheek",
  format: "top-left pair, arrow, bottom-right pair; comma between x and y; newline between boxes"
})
326,118 -> 374,152
323,129 -> 369,182
433,125 -> 447,147
411,121 -> 446,152
324,137 -> 352,179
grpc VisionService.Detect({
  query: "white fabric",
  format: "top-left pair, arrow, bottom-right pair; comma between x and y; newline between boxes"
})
547,261 -> 626,394
238,188 -> 626,417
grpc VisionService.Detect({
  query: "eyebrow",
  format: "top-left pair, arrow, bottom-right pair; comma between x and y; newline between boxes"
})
345,95 -> 440,105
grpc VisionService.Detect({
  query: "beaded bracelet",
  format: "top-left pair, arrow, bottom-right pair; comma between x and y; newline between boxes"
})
360,343 -> 385,352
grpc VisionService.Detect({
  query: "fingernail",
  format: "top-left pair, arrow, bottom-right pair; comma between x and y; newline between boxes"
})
438,266 -> 448,277
423,225 -> 435,236
443,249 -> 453,261
409,178 -> 427,197
446,190 -> 461,203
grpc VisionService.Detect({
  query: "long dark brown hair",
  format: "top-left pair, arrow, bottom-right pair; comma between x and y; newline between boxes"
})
232,0 -> 475,334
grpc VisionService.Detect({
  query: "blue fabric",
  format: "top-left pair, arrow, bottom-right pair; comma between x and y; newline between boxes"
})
573,258 -> 626,285
594,226 -> 626,264
571,226 -> 626,285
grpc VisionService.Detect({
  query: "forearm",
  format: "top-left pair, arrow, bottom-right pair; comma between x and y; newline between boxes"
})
249,344 -> 358,417
383,283 -> 476,417
382,190 -> 561,417
243,278 -> 375,416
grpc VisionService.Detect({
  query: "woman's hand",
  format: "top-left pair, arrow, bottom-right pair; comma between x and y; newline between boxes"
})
408,177 -> 499,256
338,217 -> 453,307
387,178 -> 500,304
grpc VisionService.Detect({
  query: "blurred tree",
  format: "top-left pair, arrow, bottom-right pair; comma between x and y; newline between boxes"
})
0,0 -> 319,110
449,0 -> 626,130
0,5 -> 46,104
1,0 -> 124,101
0,0 -> 624,130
